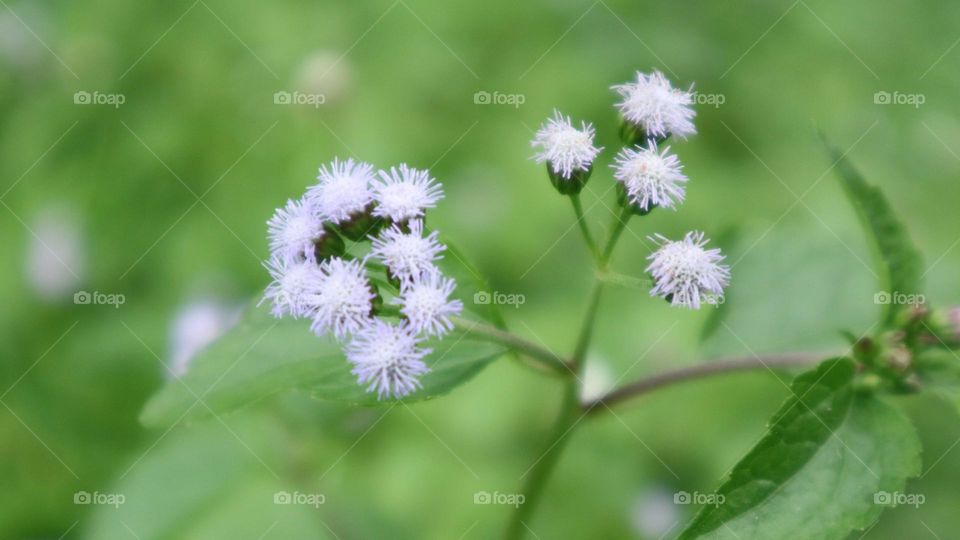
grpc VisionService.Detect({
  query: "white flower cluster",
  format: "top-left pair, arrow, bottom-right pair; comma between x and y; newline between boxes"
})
532,70 -> 729,309
263,158 -> 463,399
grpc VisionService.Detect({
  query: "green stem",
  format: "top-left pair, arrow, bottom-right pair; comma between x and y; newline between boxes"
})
505,280 -> 604,538
570,194 -> 599,260
595,269 -> 652,290
452,316 -> 570,376
571,281 -> 604,372
504,384 -> 580,540
582,352 -> 824,414
600,205 -> 633,267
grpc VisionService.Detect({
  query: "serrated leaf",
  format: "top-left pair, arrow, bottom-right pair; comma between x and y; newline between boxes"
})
825,140 -> 923,325
140,304 -> 506,428
679,358 -> 921,540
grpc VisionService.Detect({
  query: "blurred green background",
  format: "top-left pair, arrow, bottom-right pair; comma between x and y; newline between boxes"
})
1,0 -> 958,538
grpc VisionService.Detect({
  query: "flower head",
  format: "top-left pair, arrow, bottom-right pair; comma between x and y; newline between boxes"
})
613,143 -> 687,211
262,256 -> 325,318
612,71 -> 696,140
370,220 -> 445,284
646,232 -> 729,309
308,158 -> 375,224
395,268 -> 463,337
346,319 -> 432,399
309,257 -> 376,339
531,110 -> 602,180
372,164 -> 443,222
267,198 -> 325,263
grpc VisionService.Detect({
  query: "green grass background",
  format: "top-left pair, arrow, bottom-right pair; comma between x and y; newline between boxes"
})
1,0 -> 959,538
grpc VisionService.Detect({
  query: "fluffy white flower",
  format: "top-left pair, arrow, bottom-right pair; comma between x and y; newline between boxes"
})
394,269 -> 463,337
267,198 -> 325,263
372,164 -> 443,222
612,143 -> 687,211
531,110 -> 602,179
646,232 -> 730,309
309,257 -> 376,339
308,158 -> 375,224
370,220 -> 444,284
262,257 -> 325,318
346,319 -> 431,399
612,71 -> 696,140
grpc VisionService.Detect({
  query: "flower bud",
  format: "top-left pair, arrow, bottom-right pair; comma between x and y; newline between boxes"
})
548,164 -> 592,195
927,306 -> 960,346
314,224 -> 345,260
338,203 -> 385,241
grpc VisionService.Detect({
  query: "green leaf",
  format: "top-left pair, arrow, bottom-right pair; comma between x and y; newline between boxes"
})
438,234 -> 507,330
140,304 -> 507,428
679,358 -> 921,540
85,416 -> 335,540
825,140 -> 923,324
141,236 -> 509,427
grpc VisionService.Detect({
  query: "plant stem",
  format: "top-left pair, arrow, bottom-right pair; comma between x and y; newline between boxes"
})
594,269 -> 652,290
600,205 -> 632,267
582,352 -> 825,413
451,316 -> 570,375
504,386 -> 580,540
570,194 -> 599,260
571,281 -> 604,372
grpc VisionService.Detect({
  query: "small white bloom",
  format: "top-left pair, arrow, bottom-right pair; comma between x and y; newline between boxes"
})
579,357 -> 615,403
646,232 -> 730,309
26,205 -> 85,301
308,158 -> 375,224
372,164 -> 443,222
612,143 -> 687,211
612,70 -> 696,140
346,319 -> 431,400
267,198 -> 325,263
309,257 -> 376,339
370,220 -> 445,284
262,256 -> 325,318
394,269 -> 463,337
531,110 -> 602,179
168,299 -> 241,378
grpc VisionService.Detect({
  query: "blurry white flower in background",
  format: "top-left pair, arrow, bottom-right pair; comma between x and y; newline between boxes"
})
294,50 -> 352,104
0,7 -> 45,70
168,299 -> 242,378
25,204 -> 85,302
630,487 -> 680,539
579,356 -> 614,403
